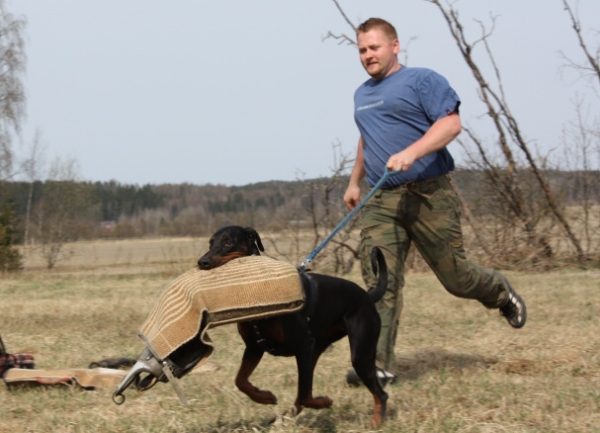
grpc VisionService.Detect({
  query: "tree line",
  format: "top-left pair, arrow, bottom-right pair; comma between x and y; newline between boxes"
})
1,167 -> 599,271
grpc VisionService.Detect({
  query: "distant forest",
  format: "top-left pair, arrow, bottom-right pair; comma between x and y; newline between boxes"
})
2,168 -> 599,242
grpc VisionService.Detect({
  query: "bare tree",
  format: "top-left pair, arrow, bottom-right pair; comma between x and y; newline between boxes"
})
0,0 -> 26,181
559,0 -> 600,259
35,157 -> 89,269
322,0 -> 357,46
21,129 -> 45,247
0,1 -> 25,272
561,98 -> 600,254
560,0 -> 600,88
262,142 -> 359,274
424,0 -> 585,267
308,141 -> 359,274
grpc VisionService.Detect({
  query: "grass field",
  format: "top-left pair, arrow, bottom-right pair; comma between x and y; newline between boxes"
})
1,238 -> 599,432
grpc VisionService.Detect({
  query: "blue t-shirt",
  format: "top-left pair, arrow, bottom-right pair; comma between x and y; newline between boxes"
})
354,65 -> 461,187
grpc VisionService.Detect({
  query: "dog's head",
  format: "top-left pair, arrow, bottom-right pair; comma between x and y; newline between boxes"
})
197,226 -> 264,270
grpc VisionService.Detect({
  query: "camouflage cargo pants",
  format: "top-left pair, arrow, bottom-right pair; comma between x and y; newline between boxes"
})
359,174 -> 512,372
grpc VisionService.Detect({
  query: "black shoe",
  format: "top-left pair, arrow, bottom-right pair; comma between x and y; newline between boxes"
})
346,368 -> 396,388
500,286 -> 527,328
346,369 -> 361,387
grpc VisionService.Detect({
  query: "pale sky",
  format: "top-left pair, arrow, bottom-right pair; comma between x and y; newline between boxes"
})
12,0 -> 600,186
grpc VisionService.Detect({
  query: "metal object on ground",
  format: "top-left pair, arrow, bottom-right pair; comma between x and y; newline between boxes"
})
112,347 -> 188,405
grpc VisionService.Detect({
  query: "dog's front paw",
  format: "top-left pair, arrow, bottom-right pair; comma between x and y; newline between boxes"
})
301,395 -> 333,409
251,388 -> 278,405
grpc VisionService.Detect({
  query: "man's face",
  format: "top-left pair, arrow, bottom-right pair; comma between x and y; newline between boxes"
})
357,28 -> 400,80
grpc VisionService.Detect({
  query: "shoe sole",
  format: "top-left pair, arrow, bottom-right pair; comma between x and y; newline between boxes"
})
502,291 -> 527,328
346,369 -> 396,387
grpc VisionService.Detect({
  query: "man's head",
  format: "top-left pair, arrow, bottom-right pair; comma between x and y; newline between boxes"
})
356,18 -> 400,80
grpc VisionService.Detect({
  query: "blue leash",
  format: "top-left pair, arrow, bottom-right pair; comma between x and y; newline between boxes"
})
300,168 -> 400,270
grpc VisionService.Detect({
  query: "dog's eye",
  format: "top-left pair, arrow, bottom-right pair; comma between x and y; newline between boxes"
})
224,240 -> 234,247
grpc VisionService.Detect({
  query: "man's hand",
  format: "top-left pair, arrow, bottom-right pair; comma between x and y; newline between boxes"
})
386,149 -> 417,172
344,184 -> 361,210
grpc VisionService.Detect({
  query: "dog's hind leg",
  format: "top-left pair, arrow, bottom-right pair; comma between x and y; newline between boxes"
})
346,314 -> 388,427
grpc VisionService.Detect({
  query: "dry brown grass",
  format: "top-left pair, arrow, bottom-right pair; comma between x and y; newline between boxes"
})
1,238 -> 599,432
19,237 -> 209,275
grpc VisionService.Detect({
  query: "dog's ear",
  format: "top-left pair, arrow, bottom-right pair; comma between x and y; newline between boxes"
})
244,227 -> 264,253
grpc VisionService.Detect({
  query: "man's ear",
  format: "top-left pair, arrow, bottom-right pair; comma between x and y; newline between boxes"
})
393,38 -> 400,56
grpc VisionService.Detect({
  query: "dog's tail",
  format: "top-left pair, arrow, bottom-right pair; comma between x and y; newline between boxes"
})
368,247 -> 388,304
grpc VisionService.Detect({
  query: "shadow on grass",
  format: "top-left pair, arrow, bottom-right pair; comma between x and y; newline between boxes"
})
190,412 -> 339,433
184,349 -> 500,432
191,417 -> 274,433
396,348 -> 498,380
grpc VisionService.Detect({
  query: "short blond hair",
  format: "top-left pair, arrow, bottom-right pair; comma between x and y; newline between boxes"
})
357,18 -> 398,42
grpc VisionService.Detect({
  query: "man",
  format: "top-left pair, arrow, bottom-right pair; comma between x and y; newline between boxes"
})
343,18 -> 526,386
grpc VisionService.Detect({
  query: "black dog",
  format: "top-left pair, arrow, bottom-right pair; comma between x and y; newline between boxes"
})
198,225 -> 389,427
